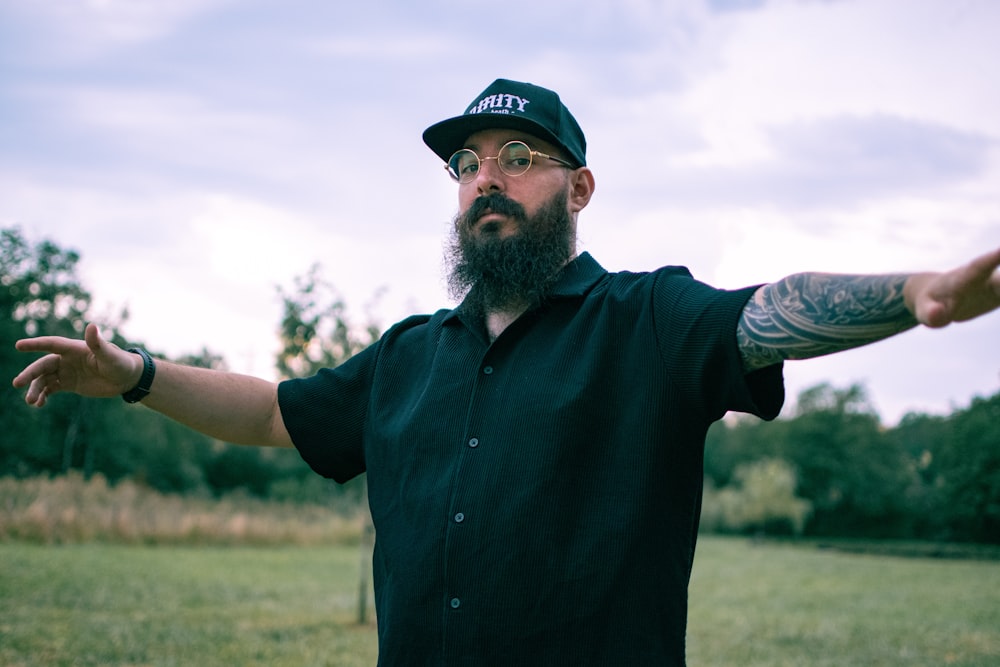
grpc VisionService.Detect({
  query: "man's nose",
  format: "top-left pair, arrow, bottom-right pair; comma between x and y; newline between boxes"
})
475,157 -> 505,194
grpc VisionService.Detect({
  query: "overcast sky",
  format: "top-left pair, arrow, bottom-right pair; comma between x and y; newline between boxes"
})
2,0 -> 998,425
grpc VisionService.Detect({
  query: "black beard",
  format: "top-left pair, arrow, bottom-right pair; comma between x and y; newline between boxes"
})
445,190 -> 574,320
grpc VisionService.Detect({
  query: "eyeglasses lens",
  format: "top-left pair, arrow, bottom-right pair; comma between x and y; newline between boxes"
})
448,141 -> 535,183
499,142 -> 532,176
448,150 -> 478,182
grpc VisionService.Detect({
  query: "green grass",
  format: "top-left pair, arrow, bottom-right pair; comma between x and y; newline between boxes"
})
688,538 -> 1000,666
1,537 -> 997,666
0,543 -> 378,667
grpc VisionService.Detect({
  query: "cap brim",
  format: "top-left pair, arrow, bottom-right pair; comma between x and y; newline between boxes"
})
423,114 -> 579,167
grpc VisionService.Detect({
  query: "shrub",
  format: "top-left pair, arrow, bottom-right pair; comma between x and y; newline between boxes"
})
702,458 -> 812,536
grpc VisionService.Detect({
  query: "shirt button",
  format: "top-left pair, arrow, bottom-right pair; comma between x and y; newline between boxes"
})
482,366 -> 493,375
454,512 -> 465,523
450,597 -> 461,609
468,438 -> 479,448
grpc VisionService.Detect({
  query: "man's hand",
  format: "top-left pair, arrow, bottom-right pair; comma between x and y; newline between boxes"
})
906,246 -> 1000,328
12,322 -> 142,407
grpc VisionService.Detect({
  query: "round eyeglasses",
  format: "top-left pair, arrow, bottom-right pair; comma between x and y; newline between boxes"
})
445,140 -> 575,183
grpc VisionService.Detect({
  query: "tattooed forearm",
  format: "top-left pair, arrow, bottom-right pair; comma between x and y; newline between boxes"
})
737,272 -> 920,372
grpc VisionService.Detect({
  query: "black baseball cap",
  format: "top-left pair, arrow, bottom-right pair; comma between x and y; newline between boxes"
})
423,78 -> 587,168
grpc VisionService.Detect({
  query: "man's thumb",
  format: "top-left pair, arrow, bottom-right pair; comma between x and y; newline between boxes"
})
84,322 -> 106,355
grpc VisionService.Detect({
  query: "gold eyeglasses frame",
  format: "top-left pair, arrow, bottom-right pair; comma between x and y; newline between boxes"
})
445,140 -> 575,183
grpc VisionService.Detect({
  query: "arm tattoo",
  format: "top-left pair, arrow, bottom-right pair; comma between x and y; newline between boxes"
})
737,272 -> 919,372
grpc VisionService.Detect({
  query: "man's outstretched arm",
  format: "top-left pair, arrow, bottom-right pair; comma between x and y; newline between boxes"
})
12,322 -> 294,448
737,246 -> 1000,372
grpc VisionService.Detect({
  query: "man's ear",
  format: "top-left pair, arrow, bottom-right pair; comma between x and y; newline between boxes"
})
568,167 -> 595,214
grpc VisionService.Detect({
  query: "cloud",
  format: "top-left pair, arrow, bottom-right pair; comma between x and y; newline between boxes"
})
765,114 -> 992,203
305,35 -> 449,60
1,0 -> 237,61
645,114 -> 993,211
708,0 -> 769,12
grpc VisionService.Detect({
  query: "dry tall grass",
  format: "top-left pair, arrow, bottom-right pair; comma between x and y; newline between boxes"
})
0,472 -> 363,546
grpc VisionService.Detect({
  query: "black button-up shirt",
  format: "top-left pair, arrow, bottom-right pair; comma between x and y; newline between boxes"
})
279,252 -> 784,666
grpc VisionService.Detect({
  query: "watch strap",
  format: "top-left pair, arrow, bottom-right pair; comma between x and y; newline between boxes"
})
122,347 -> 156,403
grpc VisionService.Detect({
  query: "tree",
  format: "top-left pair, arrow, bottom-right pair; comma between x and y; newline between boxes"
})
0,226 -> 90,339
884,411 -> 951,539
930,393 -> 1000,543
777,383 -> 916,536
1,227 -> 92,477
275,263 -> 380,380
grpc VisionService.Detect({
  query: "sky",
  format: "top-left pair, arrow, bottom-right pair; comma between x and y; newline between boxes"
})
2,0 -> 998,425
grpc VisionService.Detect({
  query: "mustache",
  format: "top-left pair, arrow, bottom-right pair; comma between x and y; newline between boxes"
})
462,193 -> 527,227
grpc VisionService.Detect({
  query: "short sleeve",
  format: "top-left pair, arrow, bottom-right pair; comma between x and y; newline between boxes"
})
277,343 -> 378,483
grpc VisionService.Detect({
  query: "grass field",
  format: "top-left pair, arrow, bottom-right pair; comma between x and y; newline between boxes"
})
687,539 -> 999,666
1,537 -> 997,666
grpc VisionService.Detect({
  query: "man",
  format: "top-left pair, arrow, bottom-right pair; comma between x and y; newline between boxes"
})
13,79 -> 1000,666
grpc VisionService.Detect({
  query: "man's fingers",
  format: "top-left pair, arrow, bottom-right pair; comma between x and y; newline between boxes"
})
84,322 -> 105,355
15,335 -> 80,355
12,354 -> 53,389
15,356 -> 65,405
967,246 -> 1000,281
27,377 -> 46,406
23,368 -> 58,406
981,247 -> 1000,295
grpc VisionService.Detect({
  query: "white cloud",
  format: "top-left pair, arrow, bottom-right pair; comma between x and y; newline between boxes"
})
305,35 -> 450,60
5,0 -> 236,60
677,0 -> 1000,156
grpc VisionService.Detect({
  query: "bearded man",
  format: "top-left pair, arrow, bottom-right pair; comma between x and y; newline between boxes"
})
14,79 -> 1000,666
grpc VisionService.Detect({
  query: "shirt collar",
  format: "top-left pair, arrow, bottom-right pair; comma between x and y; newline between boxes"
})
548,251 -> 606,298
443,252 -> 607,326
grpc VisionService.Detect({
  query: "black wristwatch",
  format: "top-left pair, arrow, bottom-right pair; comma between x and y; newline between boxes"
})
122,347 -> 156,403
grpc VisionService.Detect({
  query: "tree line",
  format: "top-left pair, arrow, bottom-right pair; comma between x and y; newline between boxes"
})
2,226 -> 998,543
703,383 -> 999,543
